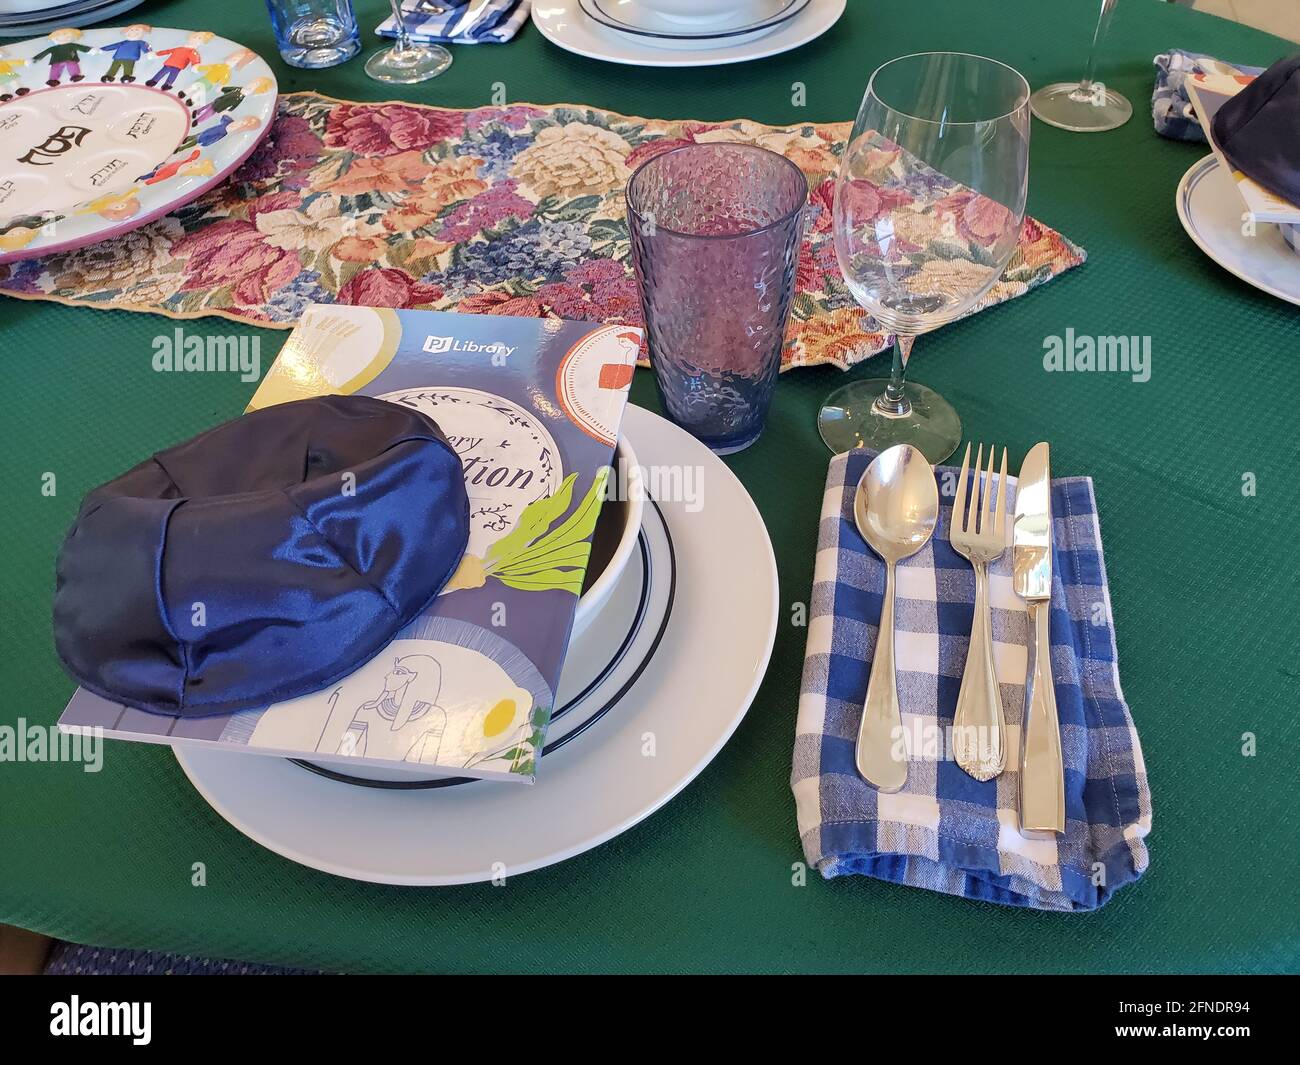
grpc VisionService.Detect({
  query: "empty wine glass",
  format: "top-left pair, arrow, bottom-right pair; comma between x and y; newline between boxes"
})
1030,0 -> 1132,132
365,0 -> 451,83
817,52 -> 1030,462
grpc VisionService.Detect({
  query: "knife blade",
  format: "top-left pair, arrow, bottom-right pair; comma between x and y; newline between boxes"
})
1013,442 -> 1052,602
1013,442 -> 1064,837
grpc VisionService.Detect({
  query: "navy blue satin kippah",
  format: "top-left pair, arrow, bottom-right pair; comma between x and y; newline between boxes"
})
1212,54 -> 1300,206
54,395 -> 470,718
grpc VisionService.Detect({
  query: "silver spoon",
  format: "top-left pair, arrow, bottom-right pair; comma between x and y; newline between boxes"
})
853,444 -> 939,792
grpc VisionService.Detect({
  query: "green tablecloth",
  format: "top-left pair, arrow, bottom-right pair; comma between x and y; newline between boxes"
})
2,0 -> 1297,974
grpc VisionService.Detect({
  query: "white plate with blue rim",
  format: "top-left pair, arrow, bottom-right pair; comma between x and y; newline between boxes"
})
533,0 -> 844,68
0,0 -> 146,35
1175,154 -> 1300,307
176,404 -> 779,885
575,0 -> 811,51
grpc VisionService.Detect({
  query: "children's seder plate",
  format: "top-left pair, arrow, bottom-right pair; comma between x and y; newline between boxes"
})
176,404 -> 780,885
0,25 -> 276,263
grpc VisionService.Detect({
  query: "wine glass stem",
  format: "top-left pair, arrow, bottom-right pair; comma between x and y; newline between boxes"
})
1079,0 -> 1118,92
875,334 -> 915,418
388,0 -> 413,51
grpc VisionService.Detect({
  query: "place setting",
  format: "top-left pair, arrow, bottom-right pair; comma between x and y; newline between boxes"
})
0,0 -> 1168,908
3,0 -> 1300,994
54,300 -> 778,884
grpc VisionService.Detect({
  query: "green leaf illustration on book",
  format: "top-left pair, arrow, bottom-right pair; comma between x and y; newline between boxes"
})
445,467 -> 610,596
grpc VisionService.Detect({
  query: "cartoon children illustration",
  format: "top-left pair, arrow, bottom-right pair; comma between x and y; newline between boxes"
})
334,655 -> 449,764
179,156 -> 215,179
0,48 -> 28,101
76,189 -> 141,221
191,75 -> 273,123
177,113 -> 259,152
145,29 -> 213,91
188,47 -> 260,103
32,28 -> 92,87
0,224 -> 38,254
140,148 -> 200,185
99,24 -> 152,83
189,48 -> 245,95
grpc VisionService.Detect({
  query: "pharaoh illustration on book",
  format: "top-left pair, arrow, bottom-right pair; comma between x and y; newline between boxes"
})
339,654 -> 452,763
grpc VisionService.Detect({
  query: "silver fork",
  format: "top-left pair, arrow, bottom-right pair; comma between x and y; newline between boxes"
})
950,443 -> 1009,781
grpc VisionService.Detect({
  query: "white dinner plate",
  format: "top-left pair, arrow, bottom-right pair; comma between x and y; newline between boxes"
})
1175,154 -> 1300,307
533,0 -> 844,67
176,403 -> 779,885
0,0 -> 146,38
0,0 -> 128,24
576,0 -> 810,51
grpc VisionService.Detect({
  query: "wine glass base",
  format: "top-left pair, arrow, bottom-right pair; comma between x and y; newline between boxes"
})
365,43 -> 452,83
818,379 -> 961,463
1030,82 -> 1131,132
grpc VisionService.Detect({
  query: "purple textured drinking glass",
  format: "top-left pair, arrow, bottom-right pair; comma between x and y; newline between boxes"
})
626,143 -> 807,454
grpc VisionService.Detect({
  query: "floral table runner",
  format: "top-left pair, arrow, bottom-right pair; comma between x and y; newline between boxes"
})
0,93 -> 1086,372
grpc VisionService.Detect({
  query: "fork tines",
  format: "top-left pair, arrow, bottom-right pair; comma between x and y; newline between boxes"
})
952,442 -> 1008,546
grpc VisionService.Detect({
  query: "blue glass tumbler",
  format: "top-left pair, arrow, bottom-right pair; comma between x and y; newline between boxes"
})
626,142 -> 807,454
265,0 -> 362,69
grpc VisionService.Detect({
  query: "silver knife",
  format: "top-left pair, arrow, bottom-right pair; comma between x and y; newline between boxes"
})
1012,442 -> 1064,837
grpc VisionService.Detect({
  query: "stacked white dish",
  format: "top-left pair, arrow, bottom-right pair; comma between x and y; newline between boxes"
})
533,0 -> 845,67
0,0 -> 147,37
178,405 -> 781,884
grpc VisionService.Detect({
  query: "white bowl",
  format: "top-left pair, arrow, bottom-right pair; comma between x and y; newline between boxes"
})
571,433 -> 643,638
633,0 -> 754,25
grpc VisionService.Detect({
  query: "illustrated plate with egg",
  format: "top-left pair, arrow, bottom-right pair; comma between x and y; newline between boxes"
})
0,25 -> 275,262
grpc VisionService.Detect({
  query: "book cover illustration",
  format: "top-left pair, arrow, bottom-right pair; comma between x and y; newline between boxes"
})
60,306 -> 641,782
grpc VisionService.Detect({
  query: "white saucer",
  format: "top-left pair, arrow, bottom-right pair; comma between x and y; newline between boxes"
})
533,0 -> 844,67
1175,155 -> 1300,307
175,403 -> 779,885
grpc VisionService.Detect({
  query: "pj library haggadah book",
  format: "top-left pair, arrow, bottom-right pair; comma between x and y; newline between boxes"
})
60,306 -> 641,783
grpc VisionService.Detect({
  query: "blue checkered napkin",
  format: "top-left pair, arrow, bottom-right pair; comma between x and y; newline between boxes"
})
377,0 -> 531,43
791,450 -> 1152,912
1153,50 -> 1263,142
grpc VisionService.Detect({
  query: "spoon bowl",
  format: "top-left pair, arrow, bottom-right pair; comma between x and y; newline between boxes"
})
854,445 -> 940,563
852,444 -> 938,791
